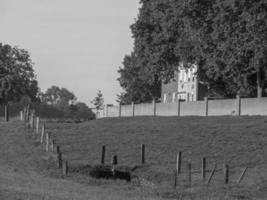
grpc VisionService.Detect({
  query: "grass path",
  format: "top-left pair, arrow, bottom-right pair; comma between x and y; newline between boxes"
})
0,119 -> 165,200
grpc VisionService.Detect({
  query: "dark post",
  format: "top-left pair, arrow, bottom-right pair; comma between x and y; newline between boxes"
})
111,155 -> 118,176
56,145 -> 60,154
57,146 -> 62,168
177,152 -> 182,174
141,144 -> 145,164
4,104 -> 9,122
188,162 -> 192,187
112,155 -> 118,165
173,170 -> 178,188
63,160 -> 69,177
224,164 -> 229,184
101,145 -> 106,164
27,104 -> 30,122
51,139 -> 55,153
202,157 -> 206,180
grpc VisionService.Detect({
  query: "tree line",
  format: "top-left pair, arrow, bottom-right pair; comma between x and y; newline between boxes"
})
118,0 -> 267,104
0,43 -> 96,120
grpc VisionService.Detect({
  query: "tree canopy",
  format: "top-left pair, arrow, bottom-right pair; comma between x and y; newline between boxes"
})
41,86 -> 76,110
118,0 -> 267,103
91,90 -> 104,110
0,43 -> 38,104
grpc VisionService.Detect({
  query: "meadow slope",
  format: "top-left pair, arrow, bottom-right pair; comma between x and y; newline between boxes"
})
0,118 -> 166,200
46,116 -> 267,199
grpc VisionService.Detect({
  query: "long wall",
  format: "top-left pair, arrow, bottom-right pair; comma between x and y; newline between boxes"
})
102,97 -> 267,118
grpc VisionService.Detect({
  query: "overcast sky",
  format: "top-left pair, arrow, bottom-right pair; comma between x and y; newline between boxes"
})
0,0 -> 139,106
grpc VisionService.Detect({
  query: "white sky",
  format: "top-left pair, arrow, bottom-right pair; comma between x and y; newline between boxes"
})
0,0 -> 139,106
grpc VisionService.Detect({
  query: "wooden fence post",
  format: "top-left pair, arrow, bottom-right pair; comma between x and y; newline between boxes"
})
57,146 -> 62,168
173,170 -> 178,188
204,97 -> 208,116
202,157 -> 206,181
111,155 -> 118,176
101,145 -> 106,164
30,113 -> 34,129
177,152 -> 182,174
26,104 -> 30,122
4,104 -> 9,122
36,117 -> 39,135
51,139 -> 55,152
40,125 -> 45,144
224,164 -> 229,184
20,111 -> 23,121
141,144 -> 145,164
23,108 -> 27,122
45,132 -> 50,152
188,162 -> 192,187
63,160 -> 69,177
112,155 -> 118,165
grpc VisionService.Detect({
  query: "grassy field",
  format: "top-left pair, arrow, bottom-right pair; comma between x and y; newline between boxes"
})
0,118 -> 166,200
42,116 -> 267,199
1,116 -> 267,199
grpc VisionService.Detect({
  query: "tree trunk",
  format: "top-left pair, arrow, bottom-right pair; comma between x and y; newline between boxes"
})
4,103 -> 9,122
257,68 -> 262,98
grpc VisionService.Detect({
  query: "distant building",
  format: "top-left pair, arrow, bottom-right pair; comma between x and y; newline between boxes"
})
161,64 -> 208,103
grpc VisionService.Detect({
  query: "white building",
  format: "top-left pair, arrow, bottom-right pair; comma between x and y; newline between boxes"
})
161,64 -> 208,103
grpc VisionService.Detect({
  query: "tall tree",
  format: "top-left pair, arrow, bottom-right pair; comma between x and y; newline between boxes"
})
91,90 -> 104,111
118,0 -> 267,101
0,43 -> 38,121
43,86 -> 76,109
